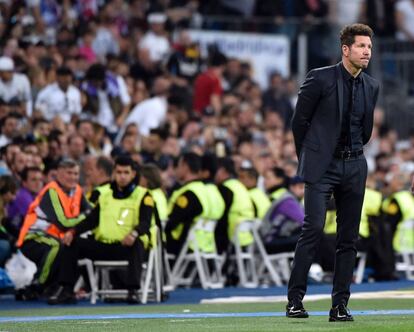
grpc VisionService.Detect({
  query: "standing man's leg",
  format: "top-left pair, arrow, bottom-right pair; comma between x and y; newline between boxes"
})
287,161 -> 341,318
332,157 -> 367,307
288,181 -> 332,300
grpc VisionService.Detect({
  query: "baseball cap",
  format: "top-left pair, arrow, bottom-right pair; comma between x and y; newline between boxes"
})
147,13 -> 167,24
0,57 -> 14,71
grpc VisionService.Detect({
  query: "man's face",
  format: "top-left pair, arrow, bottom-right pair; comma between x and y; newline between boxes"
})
57,165 -> 80,190
290,183 -> 305,200
114,165 -> 136,189
24,170 -> 44,194
0,70 -> 13,82
175,158 -> 187,182
144,133 -> 162,154
238,170 -> 256,189
57,74 -> 72,91
68,136 -> 85,160
3,117 -> 18,137
343,35 -> 372,70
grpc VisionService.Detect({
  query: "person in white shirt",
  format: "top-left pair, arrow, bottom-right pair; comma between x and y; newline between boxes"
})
139,13 -> 171,63
0,56 -> 32,117
81,63 -> 130,135
35,67 -> 82,123
116,76 -> 170,143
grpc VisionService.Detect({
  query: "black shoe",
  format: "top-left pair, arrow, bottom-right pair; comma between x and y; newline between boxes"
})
15,286 -> 40,301
126,289 -> 140,304
286,300 -> 309,318
47,286 -> 77,305
329,304 -> 354,322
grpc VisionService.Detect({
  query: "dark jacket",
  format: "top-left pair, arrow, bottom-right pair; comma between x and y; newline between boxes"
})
291,62 -> 379,184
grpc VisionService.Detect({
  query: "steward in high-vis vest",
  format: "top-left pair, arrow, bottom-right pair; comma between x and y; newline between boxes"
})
17,159 -> 90,292
214,157 -> 255,255
165,153 -> 209,256
48,156 -> 153,305
200,153 -> 225,252
382,190 -> 414,252
264,167 -> 288,202
238,162 -> 271,219
86,156 -> 113,206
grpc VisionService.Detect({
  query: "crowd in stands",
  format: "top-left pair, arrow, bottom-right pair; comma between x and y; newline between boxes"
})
0,0 -> 413,304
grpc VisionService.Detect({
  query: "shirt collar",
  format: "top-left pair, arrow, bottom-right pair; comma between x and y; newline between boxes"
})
340,63 -> 361,83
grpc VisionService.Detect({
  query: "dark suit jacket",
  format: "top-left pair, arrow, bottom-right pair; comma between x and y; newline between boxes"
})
291,62 -> 379,184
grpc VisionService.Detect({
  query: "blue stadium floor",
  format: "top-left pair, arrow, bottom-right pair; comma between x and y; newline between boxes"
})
1,280 -> 414,310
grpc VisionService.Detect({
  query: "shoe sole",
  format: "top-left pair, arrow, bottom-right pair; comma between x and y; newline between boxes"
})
286,313 -> 309,318
329,317 -> 354,322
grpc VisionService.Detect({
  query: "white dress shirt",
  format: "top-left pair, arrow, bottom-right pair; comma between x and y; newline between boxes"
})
35,83 -> 82,123
0,73 -> 32,116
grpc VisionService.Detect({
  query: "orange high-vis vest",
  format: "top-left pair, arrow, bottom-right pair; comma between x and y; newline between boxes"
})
16,181 -> 83,247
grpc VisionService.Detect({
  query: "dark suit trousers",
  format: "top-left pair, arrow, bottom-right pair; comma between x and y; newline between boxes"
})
288,155 -> 367,306
58,237 -> 144,290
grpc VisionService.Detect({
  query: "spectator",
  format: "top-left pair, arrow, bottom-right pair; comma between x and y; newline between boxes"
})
395,0 -> 414,41
0,56 -> 32,116
139,12 -> 171,64
0,175 -> 17,266
81,63 -> 130,135
193,49 -> 227,115
35,66 -> 82,123
262,72 -> 294,129
5,167 -> 44,238
260,175 -> 305,254
121,76 -> 170,137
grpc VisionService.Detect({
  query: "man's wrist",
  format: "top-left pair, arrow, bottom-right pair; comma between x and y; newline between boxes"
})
131,230 -> 138,238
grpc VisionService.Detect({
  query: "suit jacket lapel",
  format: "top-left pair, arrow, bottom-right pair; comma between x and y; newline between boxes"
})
336,63 -> 344,126
361,73 -> 370,115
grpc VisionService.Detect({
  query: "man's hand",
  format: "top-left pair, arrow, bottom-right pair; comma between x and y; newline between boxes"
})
121,231 -> 138,247
62,231 -> 74,246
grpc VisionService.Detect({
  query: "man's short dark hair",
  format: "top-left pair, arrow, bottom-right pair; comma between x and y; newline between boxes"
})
201,153 -> 218,179
180,152 -> 201,174
96,156 -> 113,177
216,157 -> 236,177
56,66 -> 73,77
239,166 -> 258,180
340,23 -> 374,47
21,166 -> 42,182
0,175 -> 17,195
114,155 -> 136,169
140,163 -> 162,189
270,167 -> 288,186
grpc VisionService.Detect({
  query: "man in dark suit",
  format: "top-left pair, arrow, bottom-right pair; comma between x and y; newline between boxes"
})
287,23 -> 379,322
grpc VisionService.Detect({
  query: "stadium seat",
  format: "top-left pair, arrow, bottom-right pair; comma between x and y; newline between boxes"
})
170,219 -> 224,289
232,220 -> 259,287
77,228 -> 162,304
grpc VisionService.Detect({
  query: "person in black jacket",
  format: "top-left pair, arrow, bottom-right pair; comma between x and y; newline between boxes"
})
287,24 -> 379,321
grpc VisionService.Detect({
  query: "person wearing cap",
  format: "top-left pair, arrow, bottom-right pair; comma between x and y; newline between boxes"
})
259,176 -> 305,254
139,12 -> 171,63
238,162 -> 271,220
34,66 -> 82,123
0,56 -> 32,116
16,159 -> 91,299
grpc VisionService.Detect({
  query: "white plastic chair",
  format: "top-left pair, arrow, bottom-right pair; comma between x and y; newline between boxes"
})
170,219 -> 224,289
